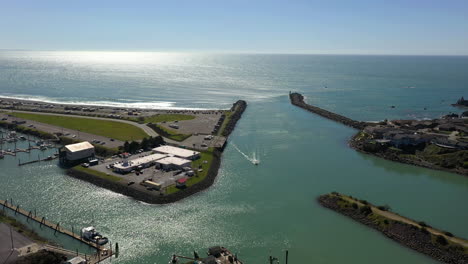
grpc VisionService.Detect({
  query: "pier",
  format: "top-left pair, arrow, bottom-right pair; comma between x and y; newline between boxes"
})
289,92 -> 369,129
1,199 -> 117,263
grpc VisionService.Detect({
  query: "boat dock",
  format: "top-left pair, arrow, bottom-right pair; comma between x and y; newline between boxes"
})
18,154 -> 59,166
0,199 -> 117,263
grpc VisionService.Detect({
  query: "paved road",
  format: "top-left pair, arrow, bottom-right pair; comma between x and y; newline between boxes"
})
0,223 -> 35,264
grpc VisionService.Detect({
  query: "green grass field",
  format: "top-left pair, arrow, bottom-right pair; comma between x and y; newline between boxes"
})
166,150 -> 214,194
156,125 -> 191,141
147,123 -> 191,142
10,112 -> 147,141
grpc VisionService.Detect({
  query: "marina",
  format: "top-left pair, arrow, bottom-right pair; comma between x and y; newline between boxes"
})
0,199 -> 116,264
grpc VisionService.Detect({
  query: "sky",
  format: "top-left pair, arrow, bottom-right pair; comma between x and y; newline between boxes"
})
1,0 -> 468,55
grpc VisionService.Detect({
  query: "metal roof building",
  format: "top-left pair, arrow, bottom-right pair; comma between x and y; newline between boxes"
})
152,145 -> 200,160
156,156 -> 192,170
64,141 -> 95,161
114,153 -> 167,173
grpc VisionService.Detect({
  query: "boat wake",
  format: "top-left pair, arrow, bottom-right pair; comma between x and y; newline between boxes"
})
231,142 -> 260,165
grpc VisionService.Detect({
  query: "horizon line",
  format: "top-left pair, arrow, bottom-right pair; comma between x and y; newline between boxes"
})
1,49 -> 468,57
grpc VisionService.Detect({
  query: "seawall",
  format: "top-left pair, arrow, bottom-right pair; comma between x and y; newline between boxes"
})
222,100 -> 247,137
289,92 -> 368,130
318,193 -> 468,264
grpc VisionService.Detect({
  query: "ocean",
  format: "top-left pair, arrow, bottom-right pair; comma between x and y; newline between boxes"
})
0,51 -> 467,263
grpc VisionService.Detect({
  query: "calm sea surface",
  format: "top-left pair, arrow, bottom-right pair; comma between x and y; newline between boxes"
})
0,51 -> 467,263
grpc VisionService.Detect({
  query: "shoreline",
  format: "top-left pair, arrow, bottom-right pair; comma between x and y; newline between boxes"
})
289,92 -> 468,177
0,95 -> 229,111
348,135 -> 468,177
318,193 -> 468,264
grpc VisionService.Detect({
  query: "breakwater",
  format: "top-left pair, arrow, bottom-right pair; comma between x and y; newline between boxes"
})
222,100 -> 247,137
289,92 -> 368,129
318,193 -> 468,264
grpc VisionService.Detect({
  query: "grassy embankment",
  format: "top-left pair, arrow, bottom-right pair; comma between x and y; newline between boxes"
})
129,114 -> 195,124
72,165 -> 122,182
147,124 -> 192,142
9,112 -> 147,141
217,111 -> 232,136
141,114 -> 195,142
166,150 -> 214,194
322,192 -> 468,254
0,211 -> 48,243
403,144 -> 468,170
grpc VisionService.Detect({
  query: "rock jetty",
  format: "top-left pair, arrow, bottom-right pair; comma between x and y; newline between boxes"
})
222,100 -> 247,137
318,193 -> 468,264
289,92 -> 368,129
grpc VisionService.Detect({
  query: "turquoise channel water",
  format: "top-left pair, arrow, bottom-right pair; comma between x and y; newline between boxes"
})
0,52 -> 467,263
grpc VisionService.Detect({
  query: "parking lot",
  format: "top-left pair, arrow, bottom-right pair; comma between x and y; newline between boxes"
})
90,151 -> 194,193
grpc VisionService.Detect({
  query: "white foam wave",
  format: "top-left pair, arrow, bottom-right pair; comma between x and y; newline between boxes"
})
0,94 -> 222,110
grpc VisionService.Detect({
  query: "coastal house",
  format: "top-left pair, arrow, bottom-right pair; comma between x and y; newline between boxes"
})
388,134 -> 431,148
410,121 -> 437,129
432,138 -> 468,150
438,124 -> 456,132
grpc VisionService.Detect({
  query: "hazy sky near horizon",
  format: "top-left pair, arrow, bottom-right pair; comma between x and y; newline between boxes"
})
1,0 -> 468,55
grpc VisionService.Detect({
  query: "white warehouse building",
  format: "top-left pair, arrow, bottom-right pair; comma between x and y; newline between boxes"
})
155,156 -> 192,170
114,153 -> 167,173
152,145 -> 200,160
63,141 -> 95,161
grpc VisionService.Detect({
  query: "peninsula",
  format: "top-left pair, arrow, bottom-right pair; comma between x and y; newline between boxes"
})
318,192 -> 468,264
0,98 -> 247,204
289,92 -> 468,176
